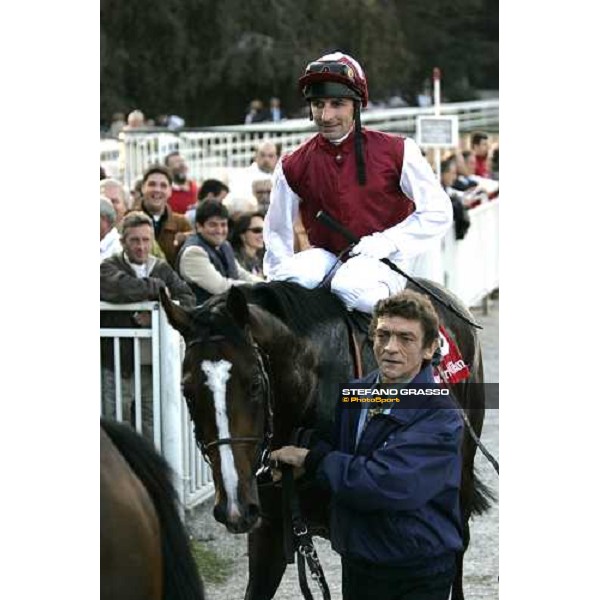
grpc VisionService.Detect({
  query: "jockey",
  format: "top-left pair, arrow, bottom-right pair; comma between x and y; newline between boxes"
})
263,52 -> 452,313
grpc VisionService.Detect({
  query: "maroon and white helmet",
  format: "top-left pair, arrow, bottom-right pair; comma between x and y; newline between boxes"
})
298,52 -> 369,108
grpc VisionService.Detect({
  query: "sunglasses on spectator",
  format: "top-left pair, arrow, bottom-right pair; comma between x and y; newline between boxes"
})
247,227 -> 263,234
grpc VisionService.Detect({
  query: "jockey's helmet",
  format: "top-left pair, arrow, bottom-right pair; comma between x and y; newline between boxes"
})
299,52 -> 369,107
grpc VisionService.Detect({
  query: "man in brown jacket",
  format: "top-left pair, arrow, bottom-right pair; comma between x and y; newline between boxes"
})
100,211 -> 195,439
134,164 -> 192,267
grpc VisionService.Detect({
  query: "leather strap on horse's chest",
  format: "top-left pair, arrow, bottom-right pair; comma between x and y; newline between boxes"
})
343,316 -> 363,379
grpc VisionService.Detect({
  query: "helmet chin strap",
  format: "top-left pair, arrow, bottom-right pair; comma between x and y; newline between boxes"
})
354,101 -> 366,186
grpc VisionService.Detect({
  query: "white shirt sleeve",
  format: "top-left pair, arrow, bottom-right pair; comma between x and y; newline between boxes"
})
381,137 -> 453,260
263,159 -> 300,278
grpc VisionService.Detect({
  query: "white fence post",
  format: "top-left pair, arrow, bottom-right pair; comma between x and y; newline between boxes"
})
100,301 -> 214,510
158,304 -> 186,509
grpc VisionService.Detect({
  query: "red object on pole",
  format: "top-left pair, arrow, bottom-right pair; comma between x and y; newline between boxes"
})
433,68 -> 441,116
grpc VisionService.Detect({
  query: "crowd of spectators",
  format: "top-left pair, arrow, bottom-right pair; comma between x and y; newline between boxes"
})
100,140 -> 280,433
436,131 -> 500,241
101,109 -> 186,138
243,97 -> 286,123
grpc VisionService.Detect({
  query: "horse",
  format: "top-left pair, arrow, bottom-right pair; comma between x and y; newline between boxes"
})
100,418 -> 205,600
159,280 -> 494,600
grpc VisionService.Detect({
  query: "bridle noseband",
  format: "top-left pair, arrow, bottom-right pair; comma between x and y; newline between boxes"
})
186,334 -> 274,476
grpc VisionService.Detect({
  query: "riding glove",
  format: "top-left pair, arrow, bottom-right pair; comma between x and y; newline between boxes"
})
350,231 -> 398,260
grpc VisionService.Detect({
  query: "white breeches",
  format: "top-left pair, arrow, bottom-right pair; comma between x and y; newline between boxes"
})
270,248 -> 413,313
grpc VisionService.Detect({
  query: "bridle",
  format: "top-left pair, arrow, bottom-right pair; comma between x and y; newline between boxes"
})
185,324 -> 331,600
186,334 -> 274,476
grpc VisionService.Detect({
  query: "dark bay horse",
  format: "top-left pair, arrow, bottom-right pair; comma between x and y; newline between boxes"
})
160,280 -> 494,600
100,418 -> 205,600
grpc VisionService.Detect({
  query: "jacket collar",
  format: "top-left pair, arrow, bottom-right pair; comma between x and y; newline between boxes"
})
357,363 -> 436,386
355,364 -> 439,427
122,252 -> 157,277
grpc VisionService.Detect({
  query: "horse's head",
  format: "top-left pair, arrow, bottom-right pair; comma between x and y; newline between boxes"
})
160,287 -> 271,533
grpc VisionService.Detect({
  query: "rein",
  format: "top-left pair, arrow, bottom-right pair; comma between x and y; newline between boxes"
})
315,210 -> 482,330
282,465 -> 331,600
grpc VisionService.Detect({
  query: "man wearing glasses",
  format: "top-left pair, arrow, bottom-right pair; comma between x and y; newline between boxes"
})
264,52 -> 452,314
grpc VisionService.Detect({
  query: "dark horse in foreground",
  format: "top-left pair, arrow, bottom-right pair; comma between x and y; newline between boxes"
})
160,280 -> 494,600
100,418 -> 205,600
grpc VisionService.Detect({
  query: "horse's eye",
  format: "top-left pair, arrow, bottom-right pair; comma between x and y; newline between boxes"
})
249,377 -> 262,397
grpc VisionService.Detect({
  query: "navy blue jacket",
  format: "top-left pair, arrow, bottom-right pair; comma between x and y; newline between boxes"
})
314,365 -> 464,571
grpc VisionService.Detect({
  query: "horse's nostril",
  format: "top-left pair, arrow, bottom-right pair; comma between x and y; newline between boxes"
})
213,504 -> 226,523
246,504 -> 260,523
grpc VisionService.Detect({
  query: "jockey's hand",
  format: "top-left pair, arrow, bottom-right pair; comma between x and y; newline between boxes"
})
350,232 -> 397,260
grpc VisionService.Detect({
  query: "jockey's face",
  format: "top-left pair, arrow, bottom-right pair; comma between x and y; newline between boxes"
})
373,316 -> 436,384
122,224 -> 154,265
310,98 -> 354,141
197,216 -> 228,247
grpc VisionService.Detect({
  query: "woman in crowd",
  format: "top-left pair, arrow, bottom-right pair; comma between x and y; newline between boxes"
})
230,212 -> 266,279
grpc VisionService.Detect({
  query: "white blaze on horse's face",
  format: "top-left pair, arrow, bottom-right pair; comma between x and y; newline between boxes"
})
201,359 -> 241,520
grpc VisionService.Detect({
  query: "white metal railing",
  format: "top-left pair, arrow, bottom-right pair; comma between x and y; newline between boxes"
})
100,301 -> 214,509
100,99 -> 499,188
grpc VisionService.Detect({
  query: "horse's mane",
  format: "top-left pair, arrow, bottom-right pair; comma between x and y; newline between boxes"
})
239,281 -> 348,337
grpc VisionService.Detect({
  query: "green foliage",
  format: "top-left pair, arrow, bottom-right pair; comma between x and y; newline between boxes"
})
100,0 -> 498,126
189,539 -> 234,584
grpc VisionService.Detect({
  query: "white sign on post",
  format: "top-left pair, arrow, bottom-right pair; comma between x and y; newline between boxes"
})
416,115 -> 459,148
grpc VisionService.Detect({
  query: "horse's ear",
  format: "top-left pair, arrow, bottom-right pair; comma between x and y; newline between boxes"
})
159,287 -> 193,337
226,286 -> 250,329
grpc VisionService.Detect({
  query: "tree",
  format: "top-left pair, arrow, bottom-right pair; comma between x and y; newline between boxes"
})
100,0 -> 498,127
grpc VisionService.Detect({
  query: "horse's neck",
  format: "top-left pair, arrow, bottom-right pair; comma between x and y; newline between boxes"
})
249,306 -> 318,446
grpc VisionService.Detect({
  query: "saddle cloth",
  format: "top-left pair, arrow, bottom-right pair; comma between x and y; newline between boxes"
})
433,325 -> 470,384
